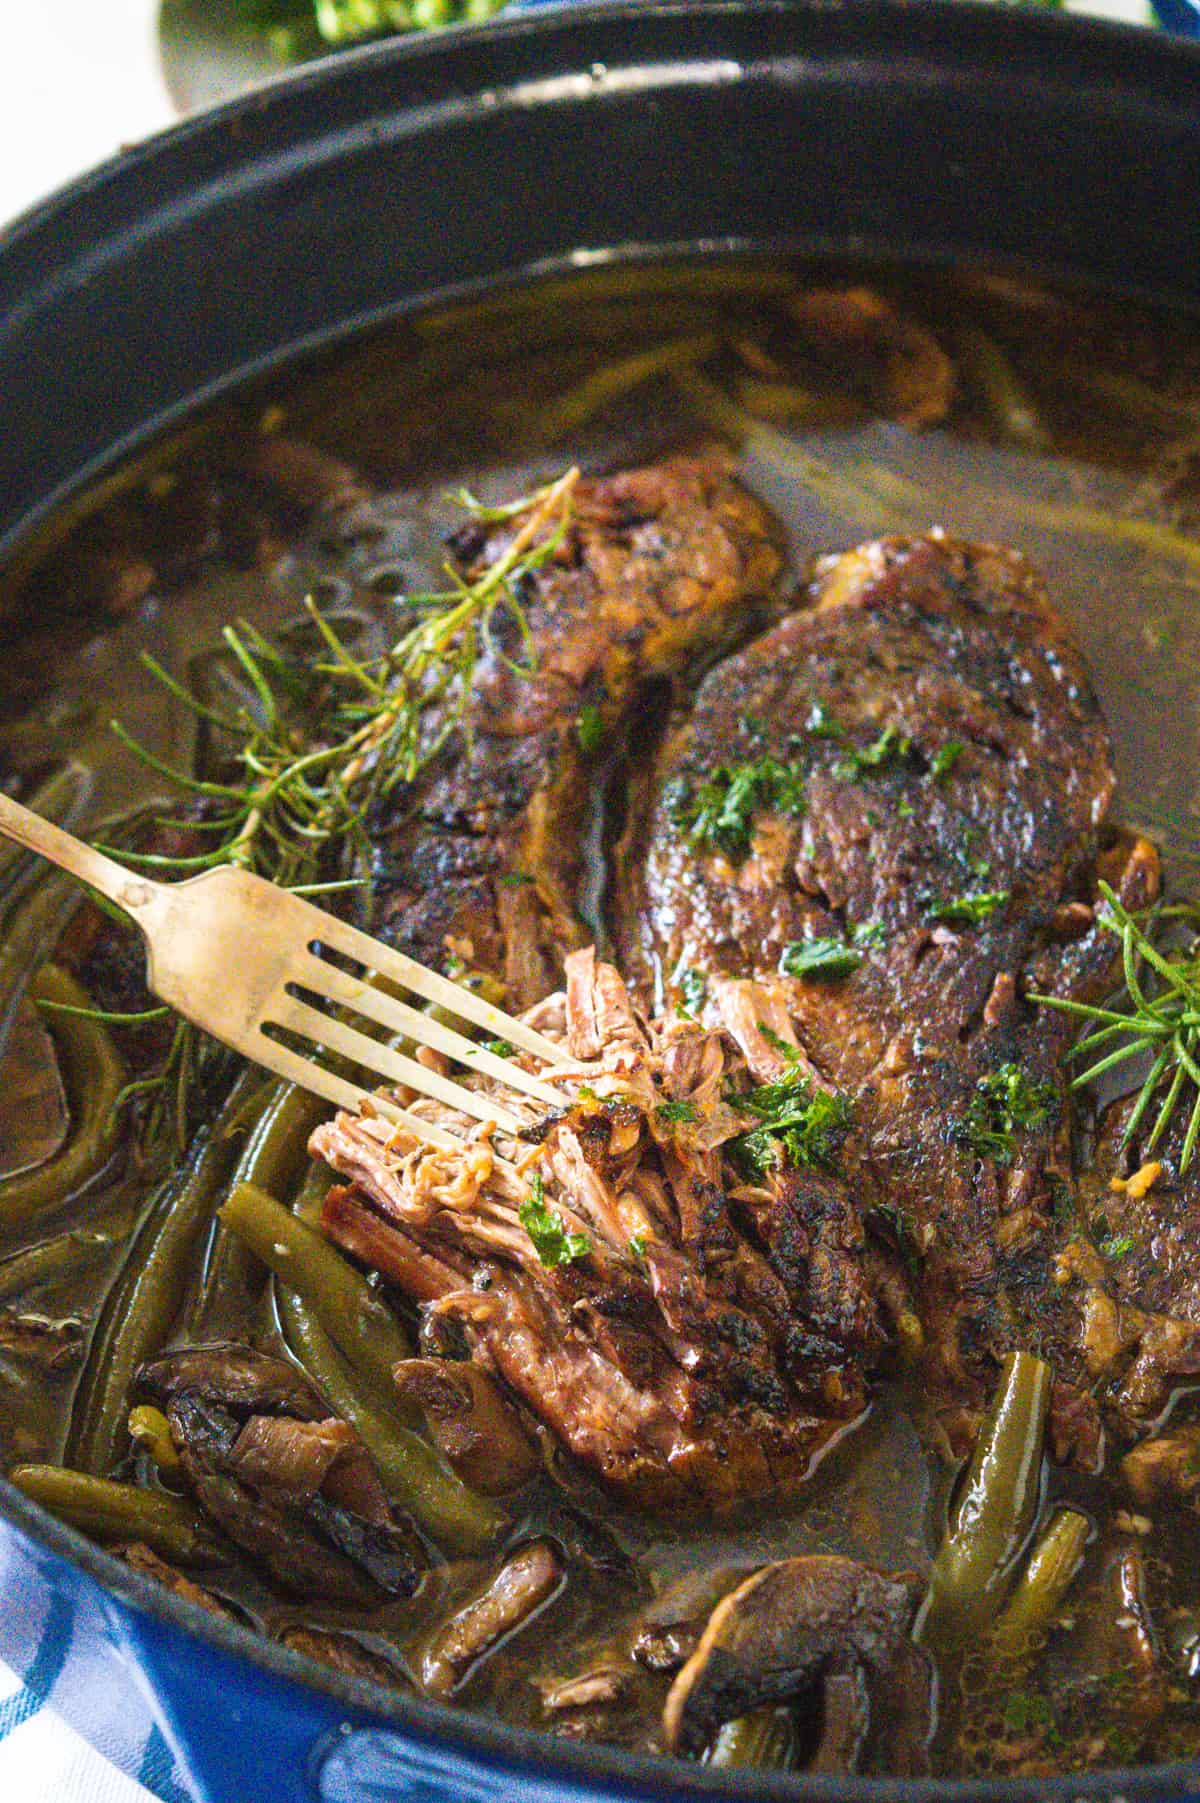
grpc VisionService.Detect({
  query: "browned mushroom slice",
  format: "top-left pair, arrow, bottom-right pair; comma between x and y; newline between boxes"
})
0,1310 -> 83,1370
136,1343 -> 424,1604
662,1554 -> 925,1765
1122,1425 -> 1200,1507
809,1671 -> 868,1774
630,1566 -> 755,1674
115,1542 -> 234,1619
391,1360 -> 540,1496
279,1626 -> 408,1690
419,1540 -> 562,1698
786,287 -> 955,427
537,1667 -> 628,1712
1112,1547 -> 1166,1725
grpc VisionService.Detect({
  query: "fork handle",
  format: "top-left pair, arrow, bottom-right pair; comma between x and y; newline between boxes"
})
0,791 -> 165,920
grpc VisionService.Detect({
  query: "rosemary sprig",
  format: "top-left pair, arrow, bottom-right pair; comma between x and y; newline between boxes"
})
110,467 -> 578,896
1030,881 -> 1200,1172
90,468 -> 577,1149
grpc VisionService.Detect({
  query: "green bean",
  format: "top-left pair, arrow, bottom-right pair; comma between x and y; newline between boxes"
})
536,335 -> 718,440
671,367 -> 916,530
734,377 -> 859,429
277,1285 -> 505,1555
1010,496 -> 1200,574
412,264 -> 795,337
219,1181 -> 413,1400
68,1069 -> 261,1475
1030,354 -> 1200,435
292,1158 -> 336,1228
0,965 -> 128,1224
193,1081 -> 327,1331
9,1465 -> 224,1566
705,1707 -> 798,1769
954,325 -> 1050,452
0,763 -> 91,904
916,1351 -> 1050,1656
0,1228 -> 116,1302
0,870 -> 83,1038
991,1508 -> 1089,1664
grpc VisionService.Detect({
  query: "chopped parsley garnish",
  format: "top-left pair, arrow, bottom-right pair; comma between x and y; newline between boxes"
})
958,1063 -> 1056,1164
519,1174 -> 591,1268
780,937 -> 863,980
758,1022 -> 800,1061
780,921 -> 884,980
655,1099 -> 698,1125
664,756 -> 805,859
929,740 -> 965,781
1101,1233 -> 1135,1261
926,888 -> 1010,927
1003,1690 -> 1058,1742
677,968 -> 708,1018
498,870 -> 533,888
833,723 -> 912,781
730,1064 -> 851,1177
628,1233 -> 648,1263
576,705 -> 604,755
481,1038 -> 514,1058
805,700 -> 843,739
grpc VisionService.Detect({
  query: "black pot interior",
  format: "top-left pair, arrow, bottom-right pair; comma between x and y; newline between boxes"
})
3,5 -> 1200,1799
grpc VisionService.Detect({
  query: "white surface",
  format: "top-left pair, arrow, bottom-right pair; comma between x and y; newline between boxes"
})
0,0 -> 172,228
0,1654 -> 163,1803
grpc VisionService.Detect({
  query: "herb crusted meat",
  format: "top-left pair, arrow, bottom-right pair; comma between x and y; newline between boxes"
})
362,450 -> 784,1009
614,532 -> 1163,1455
312,948 -> 904,1511
315,508 -> 1190,1507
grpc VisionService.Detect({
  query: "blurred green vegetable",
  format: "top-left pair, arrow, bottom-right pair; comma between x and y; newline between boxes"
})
232,0 -> 510,62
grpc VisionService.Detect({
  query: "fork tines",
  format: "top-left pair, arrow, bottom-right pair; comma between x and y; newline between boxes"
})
252,889 -> 571,1158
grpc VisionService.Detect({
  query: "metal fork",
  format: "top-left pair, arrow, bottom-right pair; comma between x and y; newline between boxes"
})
0,792 -> 570,1152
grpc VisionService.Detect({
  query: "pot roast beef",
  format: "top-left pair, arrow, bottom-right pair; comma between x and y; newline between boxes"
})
313,500 -> 1193,1501
361,448 -> 784,1008
615,531 -> 1168,1455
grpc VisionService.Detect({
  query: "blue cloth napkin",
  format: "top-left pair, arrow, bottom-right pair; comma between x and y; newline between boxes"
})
0,1645 -> 185,1803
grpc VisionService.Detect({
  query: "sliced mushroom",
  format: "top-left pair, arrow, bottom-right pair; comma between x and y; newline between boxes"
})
662,1554 -> 926,1771
114,1542 -> 233,1619
1122,1425 -> 1200,1507
630,1565 -> 754,1673
391,1359 -> 540,1495
419,1540 -> 562,1698
537,1667 -> 628,1712
279,1626 -> 407,1690
0,1310 -> 83,1370
1112,1547 -> 1166,1724
137,1344 -> 424,1605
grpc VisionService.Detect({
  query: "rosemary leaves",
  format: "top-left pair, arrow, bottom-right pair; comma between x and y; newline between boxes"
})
1030,882 -> 1200,1172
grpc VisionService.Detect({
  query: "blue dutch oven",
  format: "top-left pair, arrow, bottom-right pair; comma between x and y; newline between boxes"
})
2,4 -> 1200,1797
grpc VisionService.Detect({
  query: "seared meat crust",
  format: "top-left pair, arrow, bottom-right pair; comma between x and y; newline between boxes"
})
312,954 -> 893,1513
365,451 -> 784,1008
616,533 -> 1160,1448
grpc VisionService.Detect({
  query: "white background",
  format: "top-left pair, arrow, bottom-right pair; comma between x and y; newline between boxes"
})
0,0 -> 172,229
